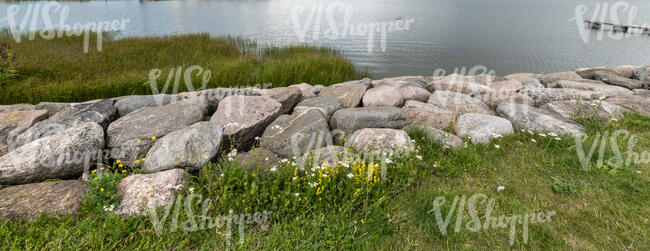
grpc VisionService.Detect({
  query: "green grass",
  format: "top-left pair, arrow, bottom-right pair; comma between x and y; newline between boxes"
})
0,30 -> 370,105
1,113 -> 648,250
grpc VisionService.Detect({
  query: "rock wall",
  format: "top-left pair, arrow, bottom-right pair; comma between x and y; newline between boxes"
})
1,64 -> 649,219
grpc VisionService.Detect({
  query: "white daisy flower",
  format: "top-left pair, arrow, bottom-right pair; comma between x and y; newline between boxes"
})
497,186 -> 505,192
539,133 -> 547,137
531,138 -> 537,142
494,144 -> 500,149
554,137 -> 561,141
416,155 -> 423,160
294,193 -> 299,197
347,173 -> 354,178
270,167 -> 277,172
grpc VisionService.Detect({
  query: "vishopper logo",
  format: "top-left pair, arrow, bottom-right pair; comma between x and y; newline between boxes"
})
427,193 -> 555,245
147,193 -> 272,245
571,1 -> 650,42
2,2 -> 130,52
144,65 -> 273,107
575,128 -> 649,171
291,2 -> 414,53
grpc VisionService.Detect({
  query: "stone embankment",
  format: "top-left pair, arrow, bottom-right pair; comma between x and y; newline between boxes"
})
0,64 -> 649,219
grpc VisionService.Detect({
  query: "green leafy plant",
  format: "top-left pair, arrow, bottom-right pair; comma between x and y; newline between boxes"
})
81,162 -> 131,214
551,177 -> 584,196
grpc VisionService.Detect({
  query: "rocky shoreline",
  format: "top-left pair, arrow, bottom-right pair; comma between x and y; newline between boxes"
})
0,64 -> 649,219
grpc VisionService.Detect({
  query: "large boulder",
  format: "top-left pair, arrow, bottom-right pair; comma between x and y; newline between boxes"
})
234,148 -> 279,171
594,70 -> 645,90
426,74 -> 492,95
260,109 -> 332,158
0,109 -> 48,156
633,89 -> 650,98
474,91 -> 534,109
210,96 -> 282,150
606,95 -> 650,116
0,123 -> 104,185
0,180 -> 87,220
14,99 -> 116,148
611,65 -> 642,78
538,71 -> 583,85
108,97 -> 208,165
114,94 -> 183,117
292,97 -> 341,120
349,128 -> 415,153
329,106 -> 407,135
362,86 -> 404,107
632,66 -> 650,83
520,88 -> 602,107
455,113 -> 514,144
290,83 -> 319,101
427,90 -> 494,115
518,78 -> 545,89
180,88 -> 261,115
402,100 -> 455,130
116,169 -> 187,216
0,104 -> 34,113
34,102 -> 76,117
263,87 -> 303,114
540,100 -> 624,120
489,80 -> 523,93
397,85 -> 431,102
547,80 -> 633,97
575,67 -> 615,79
143,122 -> 224,173
403,124 -> 464,149
373,76 -> 427,89
496,103 -> 584,137
318,80 -> 369,108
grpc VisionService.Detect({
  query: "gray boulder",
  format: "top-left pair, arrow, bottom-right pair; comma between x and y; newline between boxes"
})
0,180 -> 87,220
263,87 -> 303,114
497,103 -> 584,137
235,148 -> 279,171
116,169 -> 187,216
0,122 -> 104,185
402,100 -> 455,130
0,109 -> 48,156
0,104 -> 35,113
632,66 -> 650,83
489,80 -> 523,92
403,124 -> 464,149
474,91 -> 534,109
540,100 -> 623,120
633,89 -> 650,98
538,71 -> 583,85
520,88 -> 602,107
427,90 -> 494,116
349,128 -> 415,153
547,80 -> 633,97
34,102 -> 77,117
606,95 -> 650,116
260,109 -> 332,158
290,83 -> 318,101
292,97 -> 341,120
397,85 -> 431,102
594,70 -> 645,90
181,88 -> 261,115
15,99 -> 117,148
330,106 -> 407,135
518,78 -> 545,89
455,113 -> 514,144
108,97 -> 207,165
362,86 -> 404,107
210,96 -> 282,150
575,67 -> 615,79
114,94 -> 183,117
319,80 -> 369,108
143,122 -> 224,173
426,74 -> 492,95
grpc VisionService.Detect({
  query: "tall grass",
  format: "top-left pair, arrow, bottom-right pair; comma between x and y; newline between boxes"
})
0,30 -> 369,104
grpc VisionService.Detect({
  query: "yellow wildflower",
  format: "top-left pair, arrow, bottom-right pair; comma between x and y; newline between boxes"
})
122,170 -> 126,173
100,188 -> 105,192
119,164 -> 123,168
92,170 -> 97,173
151,136 -> 156,140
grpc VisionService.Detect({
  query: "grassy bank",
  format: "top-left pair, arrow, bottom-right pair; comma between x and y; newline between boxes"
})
1,113 -> 648,249
0,31 -> 369,105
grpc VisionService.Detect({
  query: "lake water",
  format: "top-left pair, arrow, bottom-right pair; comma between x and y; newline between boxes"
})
1,0 -> 649,78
